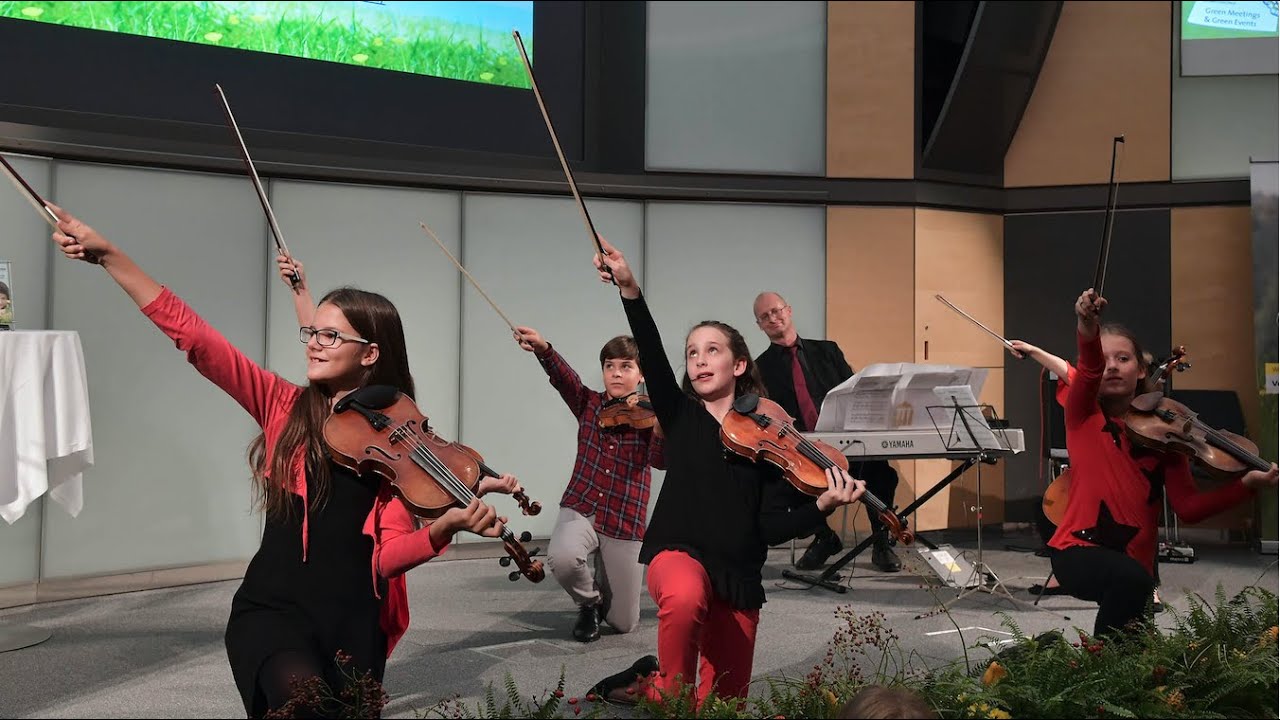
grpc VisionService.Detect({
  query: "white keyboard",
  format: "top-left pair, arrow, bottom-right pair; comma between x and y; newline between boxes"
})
802,428 -> 1025,460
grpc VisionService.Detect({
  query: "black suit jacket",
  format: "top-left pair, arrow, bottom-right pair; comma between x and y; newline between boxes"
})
755,337 -> 854,432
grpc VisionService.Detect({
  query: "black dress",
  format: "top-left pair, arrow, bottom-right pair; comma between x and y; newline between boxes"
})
225,461 -> 388,717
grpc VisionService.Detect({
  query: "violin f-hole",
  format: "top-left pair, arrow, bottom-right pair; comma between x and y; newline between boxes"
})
364,445 -> 400,462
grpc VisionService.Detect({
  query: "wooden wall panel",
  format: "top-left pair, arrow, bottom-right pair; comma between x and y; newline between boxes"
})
827,207 -> 916,369
915,209 -> 1005,368
825,206 -> 915,540
826,0 -> 915,179
1004,1 -> 1171,186
1170,206 -> 1259,531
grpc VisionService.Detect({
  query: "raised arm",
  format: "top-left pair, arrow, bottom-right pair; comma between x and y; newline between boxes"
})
277,253 -> 316,327
51,206 -> 293,428
1008,340 -> 1072,379
1064,289 -> 1107,428
52,204 -> 161,309
514,326 -> 594,417
593,238 -> 684,427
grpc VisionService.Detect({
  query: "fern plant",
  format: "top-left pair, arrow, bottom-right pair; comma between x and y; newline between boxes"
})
409,584 -> 1277,719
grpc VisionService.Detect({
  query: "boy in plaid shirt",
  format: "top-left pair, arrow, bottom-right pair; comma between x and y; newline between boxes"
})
515,326 -> 664,643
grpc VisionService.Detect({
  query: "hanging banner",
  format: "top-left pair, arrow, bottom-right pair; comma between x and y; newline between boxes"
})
1250,158 -> 1277,551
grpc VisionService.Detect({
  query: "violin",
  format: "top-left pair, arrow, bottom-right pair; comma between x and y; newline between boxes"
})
720,393 -> 915,546
1124,392 -> 1273,481
599,393 -> 662,436
322,385 -> 545,583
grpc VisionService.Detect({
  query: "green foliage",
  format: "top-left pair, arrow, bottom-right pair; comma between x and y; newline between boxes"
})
416,584 -> 1278,719
0,1 -> 530,87
423,668 -> 609,720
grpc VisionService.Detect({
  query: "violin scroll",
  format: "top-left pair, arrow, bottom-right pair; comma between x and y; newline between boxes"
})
498,531 -> 545,582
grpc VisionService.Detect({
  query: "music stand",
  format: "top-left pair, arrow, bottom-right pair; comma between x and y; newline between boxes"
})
921,396 -> 1026,612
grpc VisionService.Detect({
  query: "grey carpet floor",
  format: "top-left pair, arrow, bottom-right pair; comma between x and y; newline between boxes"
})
2,529 -> 1275,718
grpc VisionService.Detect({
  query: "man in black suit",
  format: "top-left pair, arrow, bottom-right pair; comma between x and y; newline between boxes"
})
751,291 -> 902,573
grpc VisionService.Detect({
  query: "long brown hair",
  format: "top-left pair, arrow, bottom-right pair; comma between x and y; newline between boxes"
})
248,287 -> 416,520
680,320 -> 768,400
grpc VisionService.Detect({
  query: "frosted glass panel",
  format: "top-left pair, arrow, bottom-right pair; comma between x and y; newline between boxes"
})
0,154 -> 51,330
646,1 -> 827,175
266,180 -> 462,441
643,202 -> 827,376
459,194 -> 644,541
0,154 -> 50,585
0,500 -> 40,586
1172,21 -> 1279,180
43,163 -> 266,578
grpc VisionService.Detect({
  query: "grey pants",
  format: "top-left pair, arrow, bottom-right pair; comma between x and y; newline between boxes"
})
546,507 -> 644,634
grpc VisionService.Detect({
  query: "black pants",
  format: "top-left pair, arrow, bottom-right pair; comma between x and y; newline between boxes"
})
808,460 -> 900,542
1040,509 -> 1161,587
1051,546 -> 1155,638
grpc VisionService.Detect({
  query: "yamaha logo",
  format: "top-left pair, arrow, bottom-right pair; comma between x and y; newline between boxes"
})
881,439 -> 914,449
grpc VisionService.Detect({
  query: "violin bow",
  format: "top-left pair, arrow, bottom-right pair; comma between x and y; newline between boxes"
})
213,83 -> 302,290
511,29 -> 615,285
419,221 -> 519,334
934,294 -> 1017,354
1091,135 -> 1126,299
0,153 -> 99,263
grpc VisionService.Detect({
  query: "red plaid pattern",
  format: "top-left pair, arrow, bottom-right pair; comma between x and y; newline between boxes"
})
537,346 -> 661,541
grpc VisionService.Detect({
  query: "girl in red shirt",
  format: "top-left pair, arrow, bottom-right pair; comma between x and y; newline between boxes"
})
52,208 -> 520,718
1049,288 -> 1276,638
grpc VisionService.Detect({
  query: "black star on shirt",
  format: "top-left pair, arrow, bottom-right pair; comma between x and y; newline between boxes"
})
1072,500 -> 1140,553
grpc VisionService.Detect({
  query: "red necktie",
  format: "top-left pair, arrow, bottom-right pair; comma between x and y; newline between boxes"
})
788,344 -> 820,432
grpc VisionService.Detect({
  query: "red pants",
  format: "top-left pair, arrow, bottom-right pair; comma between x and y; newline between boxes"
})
643,550 -> 760,705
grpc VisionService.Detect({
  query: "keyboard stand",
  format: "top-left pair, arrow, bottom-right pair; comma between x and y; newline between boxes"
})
781,457 -> 976,593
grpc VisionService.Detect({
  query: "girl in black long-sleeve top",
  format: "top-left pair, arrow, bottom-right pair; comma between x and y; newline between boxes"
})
588,238 -> 866,708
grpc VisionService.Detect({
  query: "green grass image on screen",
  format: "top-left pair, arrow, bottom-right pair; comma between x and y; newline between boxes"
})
0,1 -> 533,88
1181,0 -> 1279,39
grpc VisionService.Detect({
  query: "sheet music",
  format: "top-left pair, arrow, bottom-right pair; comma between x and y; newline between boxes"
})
814,363 -> 989,432
929,385 -> 1004,451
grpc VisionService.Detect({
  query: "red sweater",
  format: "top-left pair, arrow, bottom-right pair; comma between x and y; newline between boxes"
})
1048,329 -> 1253,574
142,287 -> 448,656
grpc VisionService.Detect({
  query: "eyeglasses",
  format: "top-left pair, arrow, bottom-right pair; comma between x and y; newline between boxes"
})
756,306 -> 789,323
300,326 -> 370,347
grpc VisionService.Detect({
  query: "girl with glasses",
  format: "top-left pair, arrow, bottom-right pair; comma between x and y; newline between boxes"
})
51,208 -> 521,718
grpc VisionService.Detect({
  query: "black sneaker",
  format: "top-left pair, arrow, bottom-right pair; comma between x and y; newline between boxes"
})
573,604 -> 601,643
589,654 -> 660,704
795,531 -> 843,571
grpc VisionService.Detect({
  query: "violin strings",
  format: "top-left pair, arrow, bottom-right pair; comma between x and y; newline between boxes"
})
390,425 -> 477,504
392,425 -> 518,544
1182,414 -> 1270,470
766,416 -> 892,514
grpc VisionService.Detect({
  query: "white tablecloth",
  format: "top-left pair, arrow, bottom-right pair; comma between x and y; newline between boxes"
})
0,331 -> 93,524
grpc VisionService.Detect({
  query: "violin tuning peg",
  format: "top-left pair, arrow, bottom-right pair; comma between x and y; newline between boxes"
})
530,547 -> 542,558
499,556 -> 512,567
519,531 -> 532,543
508,571 -> 521,582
